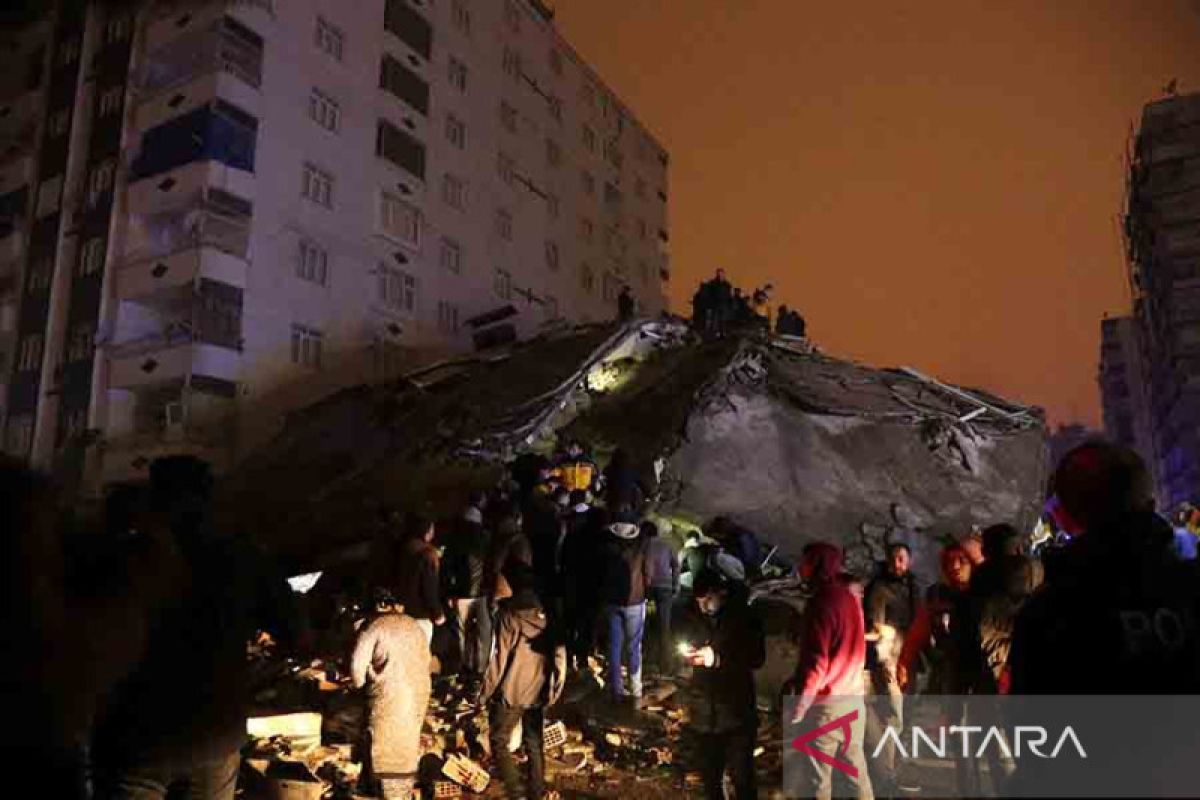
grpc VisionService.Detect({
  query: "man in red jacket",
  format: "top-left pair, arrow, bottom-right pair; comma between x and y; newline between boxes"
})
789,542 -> 874,800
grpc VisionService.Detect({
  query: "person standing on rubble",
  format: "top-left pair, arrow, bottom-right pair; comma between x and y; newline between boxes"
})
599,509 -> 652,705
617,285 -> 635,323
392,513 -> 445,643
551,439 -> 598,495
644,521 -> 680,675
863,542 -> 920,797
560,493 -> 603,674
93,456 -> 303,800
479,563 -> 567,800
679,569 -> 765,800
711,268 -> 733,337
444,491 -> 493,683
351,599 -> 431,800
789,542 -> 873,800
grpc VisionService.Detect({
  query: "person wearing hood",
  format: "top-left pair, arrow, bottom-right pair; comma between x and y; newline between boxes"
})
486,506 -> 533,604
789,542 -> 873,800
479,564 -> 567,800
444,491 -> 493,681
678,570 -> 765,800
392,513 -> 445,642
351,601 -> 431,800
599,509 -> 651,704
560,493 -> 603,673
897,544 -> 973,694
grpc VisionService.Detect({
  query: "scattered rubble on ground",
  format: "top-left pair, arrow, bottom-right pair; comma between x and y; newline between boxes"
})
239,644 -> 785,799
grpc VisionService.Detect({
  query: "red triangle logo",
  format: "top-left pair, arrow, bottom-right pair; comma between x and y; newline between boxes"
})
791,709 -> 859,778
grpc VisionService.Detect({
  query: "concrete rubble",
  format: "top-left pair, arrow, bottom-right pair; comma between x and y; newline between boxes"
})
239,639 -> 787,799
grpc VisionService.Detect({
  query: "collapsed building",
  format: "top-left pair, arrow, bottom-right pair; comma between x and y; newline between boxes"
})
222,319 -> 1049,579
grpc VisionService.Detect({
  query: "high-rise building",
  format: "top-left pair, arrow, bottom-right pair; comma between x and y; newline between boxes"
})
1098,315 -> 1156,486
0,0 -> 671,488
1124,91 -> 1200,507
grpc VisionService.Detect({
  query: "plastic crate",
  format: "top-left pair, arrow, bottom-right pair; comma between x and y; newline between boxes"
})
543,720 -> 568,750
442,754 -> 490,793
433,780 -> 463,798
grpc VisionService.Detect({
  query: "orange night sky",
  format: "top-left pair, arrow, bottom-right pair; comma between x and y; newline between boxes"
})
556,1 -> 1200,427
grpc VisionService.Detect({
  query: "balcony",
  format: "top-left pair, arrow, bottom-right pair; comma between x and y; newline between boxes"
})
136,69 -> 260,134
109,336 -> 241,390
141,13 -> 263,96
119,246 -> 247,301
126,160 -> 255,216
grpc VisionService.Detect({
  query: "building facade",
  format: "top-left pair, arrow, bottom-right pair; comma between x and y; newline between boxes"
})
1124,91 -> 1200,507
0,0 -> 670,488
1097,315 -> 1156,489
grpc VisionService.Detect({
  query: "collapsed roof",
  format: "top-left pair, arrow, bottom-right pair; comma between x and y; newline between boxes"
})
222,320 -> 1049,578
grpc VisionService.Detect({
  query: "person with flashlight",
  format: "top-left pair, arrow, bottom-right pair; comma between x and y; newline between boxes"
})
678,570 -> 765,800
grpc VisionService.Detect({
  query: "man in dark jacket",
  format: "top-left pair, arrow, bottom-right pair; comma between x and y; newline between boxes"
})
602,448 -> 647,513
444,492 -> 492,680
789,542 -> 872,800
679,570 -> 765,800
644,521 -> 680,673
617,285 -> 635,322
863,542 -> 919,795
527,488 -> 566,608
94,457 -> 302,800
599,509 -> 651,703
479,564 -> 566,800
392,513 -> 445,642
560,494 -> 603,672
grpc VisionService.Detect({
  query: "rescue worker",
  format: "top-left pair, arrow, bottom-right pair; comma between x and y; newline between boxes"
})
551,440 -> 598,495
351,601 -> 431,800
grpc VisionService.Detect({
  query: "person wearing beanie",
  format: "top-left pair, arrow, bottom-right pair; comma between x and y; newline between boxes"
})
598,509 -> 651,704
444,491 -> 493,680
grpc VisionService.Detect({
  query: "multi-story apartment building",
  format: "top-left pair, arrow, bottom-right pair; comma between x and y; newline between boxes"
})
1098,315 -> 1156,490
1124,90 -> 1200,507
0,0 -> 671,489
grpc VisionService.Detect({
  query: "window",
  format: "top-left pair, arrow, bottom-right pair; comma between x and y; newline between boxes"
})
26,259 -> 52,293
545,240 -> 559,271
582,124 -> 596,152
446,113 -> 466,149
380,54 -> 430,115
448,56 -> 468,91
497,152 -> 514,184
546,138 -> 561,167
291,325 -> 323,368
548,96 -> 562,122
504,0 -> 521,31
297,239 -> 328,285
438,300 -> 460,334
550,48 -> 563,75
581,170 -> 595,196
315,17 -> 343,61
67,323 -> 93,362
603,272 -> 620,302
105,14 -> 131,44
79,236 -> 105,276
86,159 -> 115,208
452,0 -> 471,33
36,175 -> 63,218
48,108 -> 69,138
377,264 -> 417,313
379,191 -> 420,247
494,267 -> 512,300
500,101 -> 517,132
580,217 -> 594,241
495,208 -> 513,241
58,39 -> 80,67
309,88 -> 340,132
443,173 -> 465,209
502,47 -> 521,80
440,237 -> 462,273
546,193 -> 560,219
376,119 -> 426,180
98,86 -> 123,117
18,333 -> 43,371
580,263 -> 594,293
301,163 -> 333,207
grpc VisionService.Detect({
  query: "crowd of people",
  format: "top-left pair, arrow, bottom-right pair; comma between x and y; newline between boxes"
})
689,269 -> 780,340
6,436 -> 1200,800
